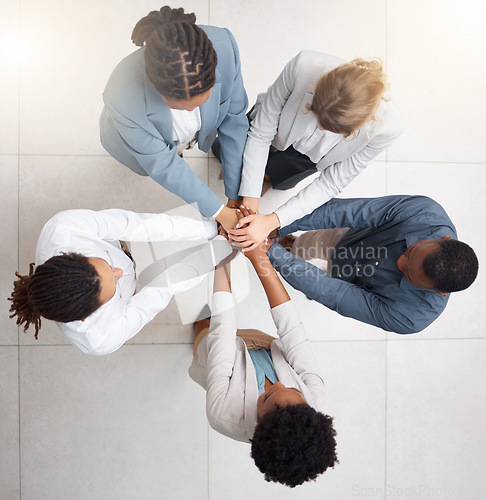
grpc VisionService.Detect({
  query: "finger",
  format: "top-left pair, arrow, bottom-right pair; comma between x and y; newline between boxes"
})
234,214 -> 257,228
239,205 -> 251,217
242,241 -> 260,252
227,234 -> 250,243
227,227 -> 250,236
236,209 -> 245,221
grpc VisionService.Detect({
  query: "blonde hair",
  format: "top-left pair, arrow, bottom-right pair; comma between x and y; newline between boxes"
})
309,58 -> 388,138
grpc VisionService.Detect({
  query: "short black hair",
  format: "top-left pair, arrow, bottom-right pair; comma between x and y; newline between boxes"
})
422,239 -> 479,293
250,404 -> 338,488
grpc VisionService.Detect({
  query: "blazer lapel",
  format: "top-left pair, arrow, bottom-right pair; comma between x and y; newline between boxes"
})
318,121 -> 372,168
199,81 -> 221,151
143,72 -> 174,142
285,93 -> 315,148
271,341 -> 314,404
242,341 -> 258,437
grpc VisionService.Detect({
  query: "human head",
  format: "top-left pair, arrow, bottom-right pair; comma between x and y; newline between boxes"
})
7,253 -> 111,338
309,58 -> 387,137
131,6 -> 217,106
397,236 -> 479,295
251,382 -> 338,487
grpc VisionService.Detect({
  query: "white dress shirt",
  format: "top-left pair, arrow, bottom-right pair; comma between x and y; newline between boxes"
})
35,209 -> 220,356
171,108 -> 201,152
170,108 -> 224,219
292,122 -> 342,164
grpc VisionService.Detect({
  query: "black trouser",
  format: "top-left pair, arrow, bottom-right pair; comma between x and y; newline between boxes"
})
211,108 -> 317,191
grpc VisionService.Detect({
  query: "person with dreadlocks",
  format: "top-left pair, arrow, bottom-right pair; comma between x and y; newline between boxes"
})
189,207 -> 338,488
8,209 -> 232,356
100,6 -> 248,230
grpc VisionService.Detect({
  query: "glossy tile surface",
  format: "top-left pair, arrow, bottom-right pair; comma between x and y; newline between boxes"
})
386,340 -> 486,498
20,345 -> 208,500
2,1 -> 485,499
0,347 -> 20,499
0,156 -> 19,345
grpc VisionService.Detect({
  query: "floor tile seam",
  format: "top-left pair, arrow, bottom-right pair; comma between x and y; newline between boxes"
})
310,337 -> 486,343
17,6 -> 21,490
385,159 -> 486,166
17,343 -> 21,500
16,342 -> 196,347
14,337 -> 486,347
385,330 -> 388,496
11,153 -> 486,166
13,153 -> 210,159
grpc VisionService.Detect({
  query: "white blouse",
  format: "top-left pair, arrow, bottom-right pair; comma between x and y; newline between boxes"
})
292,121 -> 342,164
35,209 -> 219,356
171,108 -> 201,152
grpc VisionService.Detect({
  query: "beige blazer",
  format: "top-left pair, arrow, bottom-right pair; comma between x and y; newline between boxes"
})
238,50 -> 406,227
188,292 -> 326,443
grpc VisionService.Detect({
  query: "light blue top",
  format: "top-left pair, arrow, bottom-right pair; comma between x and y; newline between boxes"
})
248,349 -> 279,395
270,195 -> 457,334
100,26 -> 249,217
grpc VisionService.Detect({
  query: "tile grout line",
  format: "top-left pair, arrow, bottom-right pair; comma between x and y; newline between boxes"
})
207,422 -> 210,500
4,153 -> 486,167
384,2 -> 389,497
12,336 -> 486,349
207,6 -> 211,497
384,337 -> 388,498
17,0 -> 22,498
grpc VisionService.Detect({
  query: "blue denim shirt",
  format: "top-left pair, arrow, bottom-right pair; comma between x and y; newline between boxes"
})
268,195 -> 457,334
248,349 -> 278,395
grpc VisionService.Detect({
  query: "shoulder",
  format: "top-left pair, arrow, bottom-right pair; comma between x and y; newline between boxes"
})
402,195 -> 452,221
39,209 -> 92,239
371,98 -> 406,138
387,284 -> 449,334
380,195 -> 456,236
279,51 -> 345,94
102,48 -> 148,109
200,25 -> 239,58
294,50 -> 345,70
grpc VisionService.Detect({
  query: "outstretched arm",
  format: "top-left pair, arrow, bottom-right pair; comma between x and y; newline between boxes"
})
237,207 -> 289,308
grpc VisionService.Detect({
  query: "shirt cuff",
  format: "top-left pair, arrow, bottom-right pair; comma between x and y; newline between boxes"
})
203,221 -> 218,239
211,204 -> 225,219
211,291 -> 235,315
274,205 -> 293,229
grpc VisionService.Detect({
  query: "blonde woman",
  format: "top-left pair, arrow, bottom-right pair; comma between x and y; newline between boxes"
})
228,51 -> 405,249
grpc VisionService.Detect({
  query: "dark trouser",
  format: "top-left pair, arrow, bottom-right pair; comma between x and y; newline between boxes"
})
211,108 -> 318,191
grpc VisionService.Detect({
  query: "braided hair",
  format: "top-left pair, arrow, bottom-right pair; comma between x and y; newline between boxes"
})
132,6 -> 217,100
8,253 -> 101,339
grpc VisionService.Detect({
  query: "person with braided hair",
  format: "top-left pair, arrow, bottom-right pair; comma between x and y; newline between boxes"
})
189,207 -> 338,487
226,51 -> 406,251
100,6 -> 248,230
8,209 -> 233,356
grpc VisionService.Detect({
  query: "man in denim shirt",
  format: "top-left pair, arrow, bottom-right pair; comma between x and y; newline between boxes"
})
266,195 -> 478,334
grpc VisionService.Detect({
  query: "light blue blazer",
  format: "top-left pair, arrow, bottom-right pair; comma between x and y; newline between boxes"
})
100,26 -> 249,217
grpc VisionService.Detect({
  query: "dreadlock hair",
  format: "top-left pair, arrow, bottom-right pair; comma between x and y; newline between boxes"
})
309,58 -> 388,138
422,239 -> 479,293
8,253 -> 102,339
131,6 -> 217,100
250,404 -> 338,488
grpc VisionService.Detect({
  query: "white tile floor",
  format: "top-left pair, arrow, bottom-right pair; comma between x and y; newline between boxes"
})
1,1 -> 485,499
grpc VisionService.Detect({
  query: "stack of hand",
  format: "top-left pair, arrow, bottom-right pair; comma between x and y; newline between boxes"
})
217,206 -> 275,262
216,199 -> 280,253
